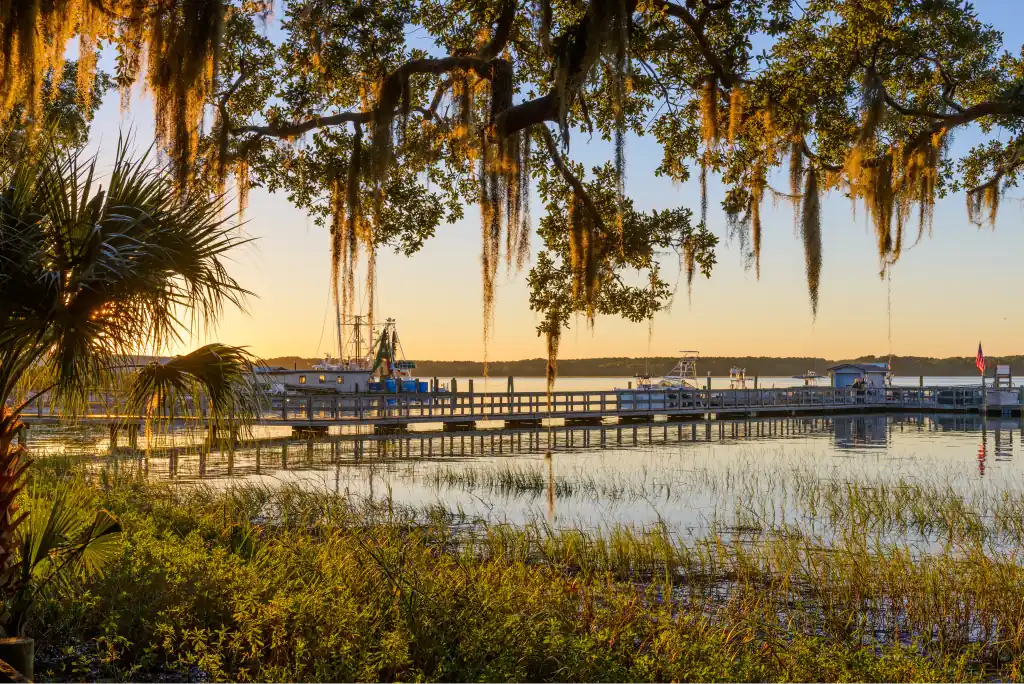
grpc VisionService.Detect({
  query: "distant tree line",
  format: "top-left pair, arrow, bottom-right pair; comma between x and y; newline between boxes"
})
261,355 -> 1021,378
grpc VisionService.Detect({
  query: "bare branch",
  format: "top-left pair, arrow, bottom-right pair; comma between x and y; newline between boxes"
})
217,60 -> 250,123
881,69 -> 1019,126
478,0 -> 517,60
233,110 -> 373,138
655,0 -> 738,87
229,0 -> 517,143
539,125 -> 608,234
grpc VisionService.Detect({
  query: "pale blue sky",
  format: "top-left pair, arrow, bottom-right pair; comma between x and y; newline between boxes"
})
85,0 -> 1024,362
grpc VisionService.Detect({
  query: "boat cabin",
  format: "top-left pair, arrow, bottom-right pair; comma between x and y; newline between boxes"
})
827,363 -> 890,389
254,366 -> 372,394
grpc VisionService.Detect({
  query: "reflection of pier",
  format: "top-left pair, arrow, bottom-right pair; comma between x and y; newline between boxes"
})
111,415 -> 844,481
833,416 -> 889,449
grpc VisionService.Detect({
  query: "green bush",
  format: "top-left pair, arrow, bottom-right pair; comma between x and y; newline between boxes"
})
29,461 -> 989,682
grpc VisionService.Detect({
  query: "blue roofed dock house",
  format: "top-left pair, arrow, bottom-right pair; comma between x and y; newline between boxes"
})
827,363 -> 890,388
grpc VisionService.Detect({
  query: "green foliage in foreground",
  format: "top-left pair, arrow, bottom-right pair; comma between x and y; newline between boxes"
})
28,460 -> 990,683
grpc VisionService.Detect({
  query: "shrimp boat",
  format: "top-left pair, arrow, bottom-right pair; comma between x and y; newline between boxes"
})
365,318 -> 431,395
257,279 -> 436,396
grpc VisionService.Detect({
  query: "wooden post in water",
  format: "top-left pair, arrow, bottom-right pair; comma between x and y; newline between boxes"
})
507,376 -> 514,393
919,375 -> 924,388
754,376 -> 758,389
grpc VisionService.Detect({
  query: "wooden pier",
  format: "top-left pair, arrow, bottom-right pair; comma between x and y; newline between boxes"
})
16,385 -> 1020,434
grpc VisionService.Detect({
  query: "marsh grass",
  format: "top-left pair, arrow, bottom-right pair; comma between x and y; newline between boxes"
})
26,453 -> 1024,682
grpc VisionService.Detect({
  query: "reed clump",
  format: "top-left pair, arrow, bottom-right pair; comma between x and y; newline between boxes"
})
26,456 -> 1018,682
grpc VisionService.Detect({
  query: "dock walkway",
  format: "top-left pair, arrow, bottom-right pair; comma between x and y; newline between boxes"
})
17,385 -> 1018,433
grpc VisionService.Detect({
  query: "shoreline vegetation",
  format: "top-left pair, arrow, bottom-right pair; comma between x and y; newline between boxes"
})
29,454 -> 1024,682
263,355 -> 1022,378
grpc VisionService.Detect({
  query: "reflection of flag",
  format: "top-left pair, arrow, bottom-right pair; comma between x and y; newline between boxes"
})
977,343 -> 986,374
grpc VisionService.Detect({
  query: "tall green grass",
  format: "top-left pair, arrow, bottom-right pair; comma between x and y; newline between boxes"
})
26,455 -> 1023,682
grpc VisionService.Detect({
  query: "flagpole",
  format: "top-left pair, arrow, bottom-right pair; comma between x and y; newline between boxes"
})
981,345 -> 987,417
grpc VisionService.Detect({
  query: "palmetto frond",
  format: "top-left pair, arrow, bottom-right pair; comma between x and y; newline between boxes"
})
0,138 -> 253,631
0,137 -> 252,407
5,480 -> 122,635
127,343 -> 263,429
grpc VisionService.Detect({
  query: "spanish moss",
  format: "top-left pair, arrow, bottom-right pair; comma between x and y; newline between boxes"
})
569,194 -> 586,299
515,129 -> 533,270
328,128 -> 372,330
967,178 -> 1001,227
149,0 -> 226,191
751,166 -> 765,278
727,85 -> 746,149
538,0 -> 553,55
859,65 -> 886,146
329,177 -> 346,318
699,78 -> 719,148
0,0 -> 228,189
545,310 -> 561,397
234,159 -> 250,216
789,139 -> 804,213
801,166 -> 822,317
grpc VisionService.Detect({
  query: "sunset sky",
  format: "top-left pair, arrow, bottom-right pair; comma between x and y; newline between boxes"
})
85,0 -> 1024,362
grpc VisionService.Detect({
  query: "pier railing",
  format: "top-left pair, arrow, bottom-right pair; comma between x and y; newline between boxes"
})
261,385 -> 993,424
13,385 -> 1000,425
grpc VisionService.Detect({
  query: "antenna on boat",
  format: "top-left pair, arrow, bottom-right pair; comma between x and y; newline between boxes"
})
354,314 -> 363,360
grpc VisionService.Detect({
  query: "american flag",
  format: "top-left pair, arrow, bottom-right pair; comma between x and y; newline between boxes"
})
976,342 -> 986,374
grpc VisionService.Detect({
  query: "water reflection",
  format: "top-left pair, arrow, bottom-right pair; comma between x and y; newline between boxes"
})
833,416 -> 888,449
32,413 -> 1024,531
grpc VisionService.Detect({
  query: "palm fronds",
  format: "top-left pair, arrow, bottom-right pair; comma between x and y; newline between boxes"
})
5,479 -> 121,636
126,343 -> 263,431
0,138 -> 252,633
0,138 -> 252,409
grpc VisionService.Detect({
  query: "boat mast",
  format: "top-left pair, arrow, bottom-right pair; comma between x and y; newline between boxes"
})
354,314 -> 362,360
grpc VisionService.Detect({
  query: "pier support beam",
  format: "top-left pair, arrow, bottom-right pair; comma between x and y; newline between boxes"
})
618,415 -> 654,424
505,418 -> 541,428
291,425 -> 329,439
374,423 -> 409,434
565,417 -> 602,426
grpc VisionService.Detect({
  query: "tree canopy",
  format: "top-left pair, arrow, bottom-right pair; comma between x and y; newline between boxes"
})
4,0 -> 1022,381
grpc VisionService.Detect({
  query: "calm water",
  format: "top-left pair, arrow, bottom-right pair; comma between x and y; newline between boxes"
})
452,376 -> 985,392
33,411 -> 1022,534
